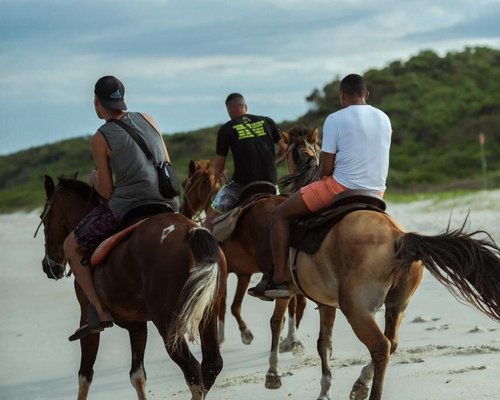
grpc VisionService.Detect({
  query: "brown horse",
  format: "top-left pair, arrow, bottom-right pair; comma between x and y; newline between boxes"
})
37,175 -> 227,400
181,160 -> 306,353
261,158 -> 500,399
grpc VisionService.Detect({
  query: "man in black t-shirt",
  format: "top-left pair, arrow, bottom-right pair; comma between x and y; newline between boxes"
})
204,93 -> 286,230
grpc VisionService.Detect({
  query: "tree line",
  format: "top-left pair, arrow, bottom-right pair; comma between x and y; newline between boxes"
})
1,46 -> 499,212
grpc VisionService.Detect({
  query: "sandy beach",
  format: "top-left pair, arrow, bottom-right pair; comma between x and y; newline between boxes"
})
1,191 -> 499,400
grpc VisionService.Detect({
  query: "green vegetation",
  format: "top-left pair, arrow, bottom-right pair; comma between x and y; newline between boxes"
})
1,46 -> 499,213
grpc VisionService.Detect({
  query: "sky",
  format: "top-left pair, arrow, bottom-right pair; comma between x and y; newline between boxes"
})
1,0 -> 499,156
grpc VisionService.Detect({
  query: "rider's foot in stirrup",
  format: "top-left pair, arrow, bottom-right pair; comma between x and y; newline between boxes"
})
264,282 -> 290,299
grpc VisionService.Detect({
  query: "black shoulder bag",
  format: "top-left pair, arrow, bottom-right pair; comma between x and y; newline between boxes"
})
109,118 -> 180,198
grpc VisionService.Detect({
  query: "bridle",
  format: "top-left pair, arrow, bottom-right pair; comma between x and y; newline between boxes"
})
182,169 -> 220,223
34,189 -> 70,280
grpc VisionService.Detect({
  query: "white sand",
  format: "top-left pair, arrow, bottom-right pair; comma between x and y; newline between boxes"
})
1,192 -> 499,400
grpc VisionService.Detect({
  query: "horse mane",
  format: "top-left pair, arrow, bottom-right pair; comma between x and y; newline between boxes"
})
57,176 -> 100,204
279,141 -> 319,193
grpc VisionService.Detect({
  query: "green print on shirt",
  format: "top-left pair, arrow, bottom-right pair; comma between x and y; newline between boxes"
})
234,120 -> 266,140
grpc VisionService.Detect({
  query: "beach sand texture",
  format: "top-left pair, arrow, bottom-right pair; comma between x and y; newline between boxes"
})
1,191 -> 499,399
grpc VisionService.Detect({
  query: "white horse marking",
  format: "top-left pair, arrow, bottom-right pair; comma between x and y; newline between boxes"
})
161,224 -> 176,243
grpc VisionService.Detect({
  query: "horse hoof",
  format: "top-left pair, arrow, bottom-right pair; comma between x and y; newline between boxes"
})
265,373 -> 282,389
349,379 -> 369,400
291,341 -> 305,357
279,338 -> 292,353
241,329 -> 254,345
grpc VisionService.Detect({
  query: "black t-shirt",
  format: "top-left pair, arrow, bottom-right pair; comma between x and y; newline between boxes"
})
216,114 -> 281,185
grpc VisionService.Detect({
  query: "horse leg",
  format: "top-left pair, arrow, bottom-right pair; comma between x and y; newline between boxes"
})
200,313 -> 223,394
165,335 -> 205,399
125,322 -> 148,400
316,305 -> 336,400
350,269 -> 423,400
265,298 -> 288,389
231,273 -> 254,345
349,305 -> 407,400
77,332 -> 100,400
217,275 -> 227,345
342,297 -> 391,400
74,290 -> 99,400
295,294 -> 307,328
280,295 -> 304,356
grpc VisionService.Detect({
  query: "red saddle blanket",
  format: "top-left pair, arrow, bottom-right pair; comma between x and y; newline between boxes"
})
91,219 -> 147,266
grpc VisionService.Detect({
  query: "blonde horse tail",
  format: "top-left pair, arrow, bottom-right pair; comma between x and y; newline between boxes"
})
393,224 -> 500,322
168,227 -> 221,349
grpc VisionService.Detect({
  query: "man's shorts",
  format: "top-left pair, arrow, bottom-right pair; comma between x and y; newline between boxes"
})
211,181 -> 245,214
74,204 -> 121,252
300,176 -> 347,212
300,176 -> 384,212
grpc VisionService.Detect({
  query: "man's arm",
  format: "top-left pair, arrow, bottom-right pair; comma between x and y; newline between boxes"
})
318,151 -> 335,178
91,132 -> 114,199
141,113 -> 171,162
274,137 -> 287,165
213,155 -> 226,183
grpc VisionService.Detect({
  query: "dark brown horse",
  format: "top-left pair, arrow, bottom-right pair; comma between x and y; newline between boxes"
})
268,163 -> 500,399
37,175 -> 227,400
180,160 -> 306,354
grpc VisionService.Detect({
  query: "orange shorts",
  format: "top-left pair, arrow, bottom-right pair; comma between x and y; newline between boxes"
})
300,176 -> 347,212
300,176 -> 385,212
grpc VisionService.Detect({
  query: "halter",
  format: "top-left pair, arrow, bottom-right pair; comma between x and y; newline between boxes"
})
182,169 -> 220,223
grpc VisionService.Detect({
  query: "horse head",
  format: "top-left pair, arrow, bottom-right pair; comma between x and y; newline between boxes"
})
37,175 -> 99,280
279,125 -> 320,194
180,159 -> 219,220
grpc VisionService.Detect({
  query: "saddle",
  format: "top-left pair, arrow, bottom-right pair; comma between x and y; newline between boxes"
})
90,203 -> 174,266
211,181 -> 277,242
290,189 -> 387,254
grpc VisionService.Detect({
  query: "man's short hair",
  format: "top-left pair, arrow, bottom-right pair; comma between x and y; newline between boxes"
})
340,74 -> 367,97
225,93 -> 246,106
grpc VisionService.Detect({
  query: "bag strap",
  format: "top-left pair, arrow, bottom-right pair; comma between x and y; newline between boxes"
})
108,118 -> 159,166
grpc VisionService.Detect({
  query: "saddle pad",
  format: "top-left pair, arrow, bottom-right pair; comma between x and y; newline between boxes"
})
211,193 -> 275,242
91,219 -> 147,266
290,203 -> 386,254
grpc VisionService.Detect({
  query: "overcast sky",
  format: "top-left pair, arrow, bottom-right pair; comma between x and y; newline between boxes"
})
1,0 -> 499,155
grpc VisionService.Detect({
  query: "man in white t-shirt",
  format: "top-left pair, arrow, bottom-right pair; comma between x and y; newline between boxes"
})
249,73 -> 392,299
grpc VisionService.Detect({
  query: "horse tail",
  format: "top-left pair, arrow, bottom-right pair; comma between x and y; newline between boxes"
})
168,227 -> 221,349
393,225 -> 500,321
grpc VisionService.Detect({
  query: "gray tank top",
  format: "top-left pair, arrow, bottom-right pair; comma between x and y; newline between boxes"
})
98,112 -> 177,217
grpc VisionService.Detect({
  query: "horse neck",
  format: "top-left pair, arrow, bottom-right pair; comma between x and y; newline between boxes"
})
56,188 -> 99,232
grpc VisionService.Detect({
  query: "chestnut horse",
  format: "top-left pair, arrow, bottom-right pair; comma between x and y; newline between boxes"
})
289,208 -> 500,400
37,175 -> 226,400
180,160 -> 306,354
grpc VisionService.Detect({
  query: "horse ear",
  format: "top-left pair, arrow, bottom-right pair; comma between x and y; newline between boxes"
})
309,127 -> 319,144
44,175 -> 55,198
281,130 -> 290,144
189,160 -> 196,175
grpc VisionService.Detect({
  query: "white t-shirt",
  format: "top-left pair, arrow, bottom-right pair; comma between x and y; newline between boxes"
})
321,105 -> 392,192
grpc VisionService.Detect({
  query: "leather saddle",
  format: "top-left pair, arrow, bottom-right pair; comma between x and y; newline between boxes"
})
90,203 -> 174,266
211,181 -> 277,242
290,189 -> 386,254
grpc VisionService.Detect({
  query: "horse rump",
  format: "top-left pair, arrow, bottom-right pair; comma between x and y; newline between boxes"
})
167,227 -> 222,349
393,226 -> 500,321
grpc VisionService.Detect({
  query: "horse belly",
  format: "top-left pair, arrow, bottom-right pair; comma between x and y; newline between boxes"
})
293,250 -> 339,307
